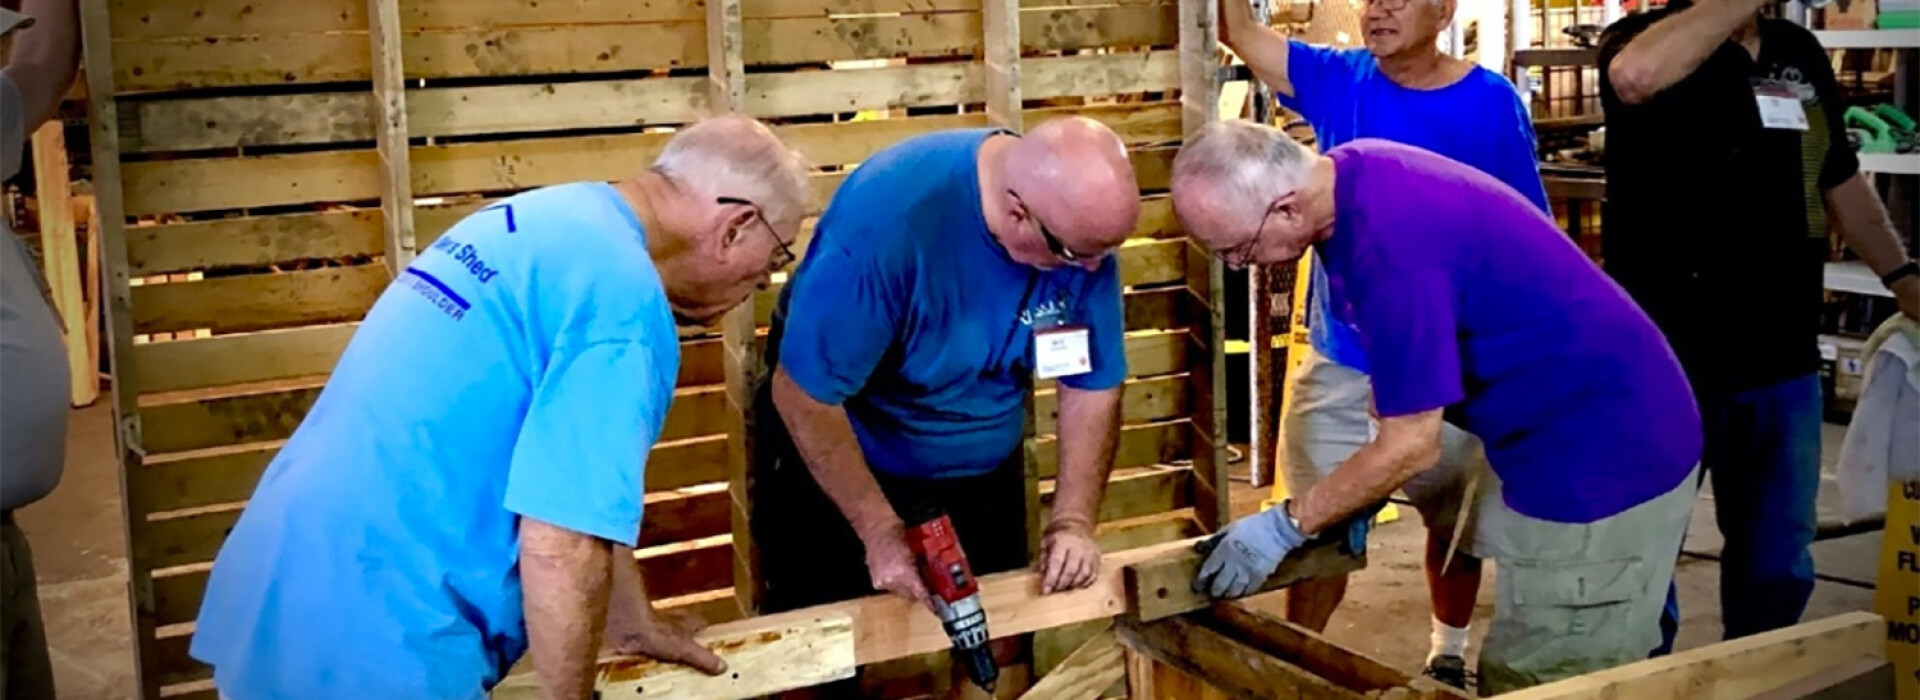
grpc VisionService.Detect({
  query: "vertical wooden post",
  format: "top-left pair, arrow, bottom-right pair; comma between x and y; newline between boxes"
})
980,0 -> 1039,561
367,0 -> 415,274
707,0 -> 760,617
30,122 -> 96,406
77,0 -> 156,695
1178,0 -> 1230,532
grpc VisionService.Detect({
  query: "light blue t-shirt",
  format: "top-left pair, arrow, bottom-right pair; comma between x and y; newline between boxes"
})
190,182 -> 680,700
1281,41 -> 1550,372
774,128 -> 1128,479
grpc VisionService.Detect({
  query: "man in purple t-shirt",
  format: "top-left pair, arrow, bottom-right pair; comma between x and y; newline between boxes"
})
1168,121 -> 1703,693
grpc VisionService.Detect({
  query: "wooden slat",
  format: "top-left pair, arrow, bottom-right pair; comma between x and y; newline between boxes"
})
1034,330 -> 1188,393
138,380 -> 730,455
1035,374 -> 1187,435
132,324 -> 355,394
124,211 -> 384,276
131,432 -> 728,518
1041,467 -> 1192,524
129,265 -> 390,335
121,149 -> 377,217
119,91 -> 374,153
637,489 -> 730,549
1035,420 -> 1189,480
1116,615 -> 1365,700
112,7 -> 1175,92
367,0 -> 418,273
108,0 -> 1175,40
153,632 -> 207,686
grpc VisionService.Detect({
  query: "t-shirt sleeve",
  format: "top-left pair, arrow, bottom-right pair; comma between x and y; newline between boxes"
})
1275,41 -> 1351,123
1059,257 -> 1128,392
503,340 -> 663,546
1349,263 -> 1464,417
1805,33 -> 1860,190
1490,92 -> 1552,214
777,240 -> 902,405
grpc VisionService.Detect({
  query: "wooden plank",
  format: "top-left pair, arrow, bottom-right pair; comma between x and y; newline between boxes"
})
153,632 -> 208,686
124,211 -> 384,276
120,51 -> 1176,152
112,7 -> 1176,92
137,379 -> 729,455
983,0 -> 1022,132
493,614 -> 858,700
131,324 -> 355,394
1500,612 -> 1886,700
121,149 -> 377,217
129,265 -> 390,335
30,122 -> 95,406
637,489 -> 730,549
1036,420 -> 1189,479
368,0 -> 417,273
1035,374 -> 1186,435
1123,537 -> 1364,622
1041,467 -> 1191,525
1115,614 -> 1365,700
1205,602 -> 1427,696
1745,657 -> 1894,700
1019,627 -> 1126,700
82,0 -> 162,691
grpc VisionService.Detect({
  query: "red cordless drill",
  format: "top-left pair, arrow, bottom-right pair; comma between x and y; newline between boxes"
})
905,508 -> 999,694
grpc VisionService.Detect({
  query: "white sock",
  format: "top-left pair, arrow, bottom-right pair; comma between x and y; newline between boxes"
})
1428,616 -> 1470,663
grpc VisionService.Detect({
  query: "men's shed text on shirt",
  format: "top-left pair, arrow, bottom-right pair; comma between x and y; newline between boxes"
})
430,236 -> 501,283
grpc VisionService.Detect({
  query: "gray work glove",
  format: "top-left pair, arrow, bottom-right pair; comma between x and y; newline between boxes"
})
1192,503 -> 1310,599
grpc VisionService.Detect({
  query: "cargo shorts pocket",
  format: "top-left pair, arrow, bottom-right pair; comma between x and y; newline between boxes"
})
1482,557 -> 1655,692
1507,557 -> 1647,635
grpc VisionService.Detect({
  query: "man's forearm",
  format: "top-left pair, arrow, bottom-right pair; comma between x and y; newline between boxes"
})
521,518 -> 615,700
1607,0 -> 1765,105
1051,386 -> 1122,529
772,367 -> 899,540
1829,173 -> 1914,277
3,0 -> 80,133
607,544 -> 654,630
1290,419 -> 1442,535
1217,0 -> 1293,95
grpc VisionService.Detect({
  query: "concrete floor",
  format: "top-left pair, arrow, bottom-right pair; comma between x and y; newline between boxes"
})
16,404 -> 1887,698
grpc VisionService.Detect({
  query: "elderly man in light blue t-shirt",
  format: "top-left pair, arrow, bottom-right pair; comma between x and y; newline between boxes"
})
190,115 -> 811,700
1217,0 -> 1548,687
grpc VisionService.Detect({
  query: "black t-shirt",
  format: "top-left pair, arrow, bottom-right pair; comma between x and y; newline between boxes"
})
1597,13 -> 1857,396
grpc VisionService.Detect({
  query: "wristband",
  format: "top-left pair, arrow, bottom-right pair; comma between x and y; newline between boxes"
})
1883,261 -> 1919,288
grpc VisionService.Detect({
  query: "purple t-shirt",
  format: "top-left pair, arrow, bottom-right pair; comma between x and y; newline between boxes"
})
1319,140 -> 1701,523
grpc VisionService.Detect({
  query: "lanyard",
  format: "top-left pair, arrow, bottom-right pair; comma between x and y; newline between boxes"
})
987,271 -> 1041,377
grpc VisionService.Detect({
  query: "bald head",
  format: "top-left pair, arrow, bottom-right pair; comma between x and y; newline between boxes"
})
1002,117 -> 1141,253
651,114 -> 812,232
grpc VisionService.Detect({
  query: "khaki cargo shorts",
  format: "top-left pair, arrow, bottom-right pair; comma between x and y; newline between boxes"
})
1468,464 -> 1700,695
1279,347 -> 1488,541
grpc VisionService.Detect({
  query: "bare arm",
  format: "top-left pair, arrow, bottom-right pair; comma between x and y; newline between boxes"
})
1049,385 -> 1121,531
771,365 -> 931,605
1218,0 -> 1295,96
1290,410 -> 1444,535
1828,173 -> 1920,319
2,0 -> 80,134
606,544 -> 728,673
520,517 -> 614,700
1605,0 -> 1767,105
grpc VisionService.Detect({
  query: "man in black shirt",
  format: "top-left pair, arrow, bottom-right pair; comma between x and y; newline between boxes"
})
1598,0 -> 1920,648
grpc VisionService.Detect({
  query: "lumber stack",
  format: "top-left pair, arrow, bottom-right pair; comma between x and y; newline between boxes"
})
78,0 -> 1233,697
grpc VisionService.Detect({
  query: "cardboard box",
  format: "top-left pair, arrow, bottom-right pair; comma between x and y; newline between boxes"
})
1822,0 -> 1879,30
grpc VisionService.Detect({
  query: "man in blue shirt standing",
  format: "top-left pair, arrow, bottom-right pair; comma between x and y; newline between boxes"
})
190,114 -> 813,700
753,117 -> 1139,696
1218,0 -> 1549,688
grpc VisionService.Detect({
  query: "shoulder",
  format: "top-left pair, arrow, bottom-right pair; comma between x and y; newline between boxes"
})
1599,9 -> 1673,53
1294,42 -> 1375,71
1761,17 -> 1830,57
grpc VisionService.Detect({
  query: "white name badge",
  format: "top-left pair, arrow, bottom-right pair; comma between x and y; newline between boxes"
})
1755,93 -> 1808,131
1034,326 -> 1092,380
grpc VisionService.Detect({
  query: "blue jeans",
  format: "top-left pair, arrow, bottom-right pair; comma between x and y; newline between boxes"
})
1655,372 -> 1822,654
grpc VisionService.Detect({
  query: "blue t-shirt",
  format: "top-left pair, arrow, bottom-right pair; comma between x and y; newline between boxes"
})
1320,140 -> 1700,523
775,128 -> 1128,479
1279,41 -> 1550,373
190,183 -> 680,699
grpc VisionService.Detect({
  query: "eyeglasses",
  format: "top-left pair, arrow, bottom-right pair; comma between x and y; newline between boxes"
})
1352,0 -> 1413,11
1007,189 -> 1093,264
1218,205 -> 1277,269
718,196 -> 795,270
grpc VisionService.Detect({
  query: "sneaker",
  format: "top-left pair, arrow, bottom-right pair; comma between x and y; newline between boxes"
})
1422,654 -> 1475,692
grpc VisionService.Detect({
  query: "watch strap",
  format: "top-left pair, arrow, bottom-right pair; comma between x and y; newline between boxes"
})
1882,261 -> 1919,288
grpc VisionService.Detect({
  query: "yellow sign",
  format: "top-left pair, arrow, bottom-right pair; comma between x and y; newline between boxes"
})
1881,480 -> 1920,700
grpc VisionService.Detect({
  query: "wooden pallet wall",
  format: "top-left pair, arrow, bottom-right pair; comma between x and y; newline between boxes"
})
78,0 -> 1230,697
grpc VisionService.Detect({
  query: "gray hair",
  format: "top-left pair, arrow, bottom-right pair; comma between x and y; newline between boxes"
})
651,114 -> 813,228
1171,120 -> 1315,219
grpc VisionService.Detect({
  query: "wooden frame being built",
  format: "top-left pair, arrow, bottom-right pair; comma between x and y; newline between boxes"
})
77,0 -> 1898,697
82,0 -> 1229,697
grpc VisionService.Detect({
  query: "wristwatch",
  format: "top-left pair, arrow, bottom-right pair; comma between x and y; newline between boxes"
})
1882,261 -> 1919,288
1279,498 -> 1311,538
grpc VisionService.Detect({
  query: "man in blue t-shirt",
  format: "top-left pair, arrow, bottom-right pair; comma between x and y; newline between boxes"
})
1219,0 -> 1549,686
752,117 -> 1139,694
189,115 -> 812,700
1171,123 -> 1701,694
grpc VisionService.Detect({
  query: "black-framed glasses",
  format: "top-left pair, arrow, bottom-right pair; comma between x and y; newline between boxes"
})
1007,189 -> 1086,263
718,196 -> 795,269
1353,0 -> 1413,11
1219,205 -> 1277,269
